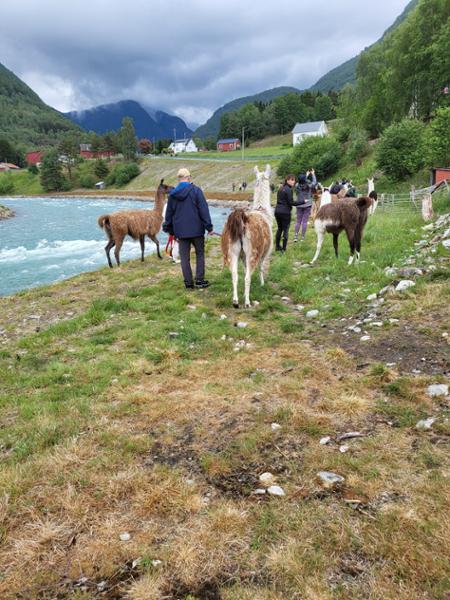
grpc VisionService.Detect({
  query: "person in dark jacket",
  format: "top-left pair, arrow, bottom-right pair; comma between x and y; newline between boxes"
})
294,169 -> 317,242
274,174 -> 302,252
163,168 -> 213,289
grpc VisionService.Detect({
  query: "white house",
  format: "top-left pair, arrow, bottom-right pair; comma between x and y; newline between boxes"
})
169,138 -> 198,154
292,121 -> 328,146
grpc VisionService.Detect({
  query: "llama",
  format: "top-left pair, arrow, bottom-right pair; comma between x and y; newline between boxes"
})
310,196 -> 373,266
368,177 -> 378,215
98,179 -> 172,268
221,165 -> 273,308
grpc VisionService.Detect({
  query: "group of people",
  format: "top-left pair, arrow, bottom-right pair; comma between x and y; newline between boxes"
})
274,169 -> 317,252
231,181 -> 248,192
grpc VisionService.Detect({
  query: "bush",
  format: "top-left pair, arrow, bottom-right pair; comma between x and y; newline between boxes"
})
40,150 -> 68,192
79,174 -> 96,188
376,118 -> 427,181
106,162 -> 140,186
27,164 -> 39,175
94,159 -> 109,179
346,128 -> 370,164
277,135 -> 341,180
0,173 -> 14,195
428,107 -> 450,168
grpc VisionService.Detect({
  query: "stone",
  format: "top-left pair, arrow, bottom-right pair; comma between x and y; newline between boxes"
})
119,532 -> 131,542
271,422 -> 281,431
389,318 -> 399,324
267,485 -> 285,497
220,314 -> 227,320
343,288 -> 351,293
295,304 -> 305,311
259,472 -> 275,486
281,296 -> 291,302
371,321 -> 383,327
339,445 -> 350,453
367,293 -> 377,301
168,332 -> 179,338
187,304 -> 197,310
236,321 -> 248,328
306,309 -> 319,318
252,300 -> 260,306
253,488 -> 266,495
442,239 -> 450,249
360,335 -> 371,342
151,559 -> 162,567
320,436 -> 331,445
337,432 -> 365,441
395,280 -> 415,292
416,417 -> 436,430
317,471 -> 345,489
384,267 -> 397,276
427,384 -> 448,398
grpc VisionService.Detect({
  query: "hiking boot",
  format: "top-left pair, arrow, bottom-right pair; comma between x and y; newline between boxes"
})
185,283 -> 195,289
195,280 -> 210,288
294,235 -> 298,242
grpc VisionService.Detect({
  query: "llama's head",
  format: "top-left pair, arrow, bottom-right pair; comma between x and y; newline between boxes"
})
254,164 -> 271,183
158,178 -> 174,194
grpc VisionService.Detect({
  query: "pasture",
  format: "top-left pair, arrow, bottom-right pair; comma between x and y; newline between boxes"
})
0,192 -> 448,599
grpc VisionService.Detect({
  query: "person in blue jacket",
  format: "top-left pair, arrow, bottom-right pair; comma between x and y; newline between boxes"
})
163,168 -> 213,289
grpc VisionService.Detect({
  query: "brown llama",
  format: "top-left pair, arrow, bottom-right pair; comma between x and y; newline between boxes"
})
97,179 -> 173,268
221,165 -> 273,308
310,196 -> 373,266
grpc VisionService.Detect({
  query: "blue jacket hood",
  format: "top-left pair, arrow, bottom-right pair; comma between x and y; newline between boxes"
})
170,182 -> 192,201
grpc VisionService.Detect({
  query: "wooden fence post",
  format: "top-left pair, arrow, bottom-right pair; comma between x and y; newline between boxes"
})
421,193 -> 433,221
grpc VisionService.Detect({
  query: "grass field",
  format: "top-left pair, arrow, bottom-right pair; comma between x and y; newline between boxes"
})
0,192 -> 449,598
183,144 -> 291,161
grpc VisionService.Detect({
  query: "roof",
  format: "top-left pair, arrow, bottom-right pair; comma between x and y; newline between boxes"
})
217,138 -> 240,144
80,143 -> 92,151
292,121 -> 326,134
0,162 -> 19,169
173,138 -> 194,144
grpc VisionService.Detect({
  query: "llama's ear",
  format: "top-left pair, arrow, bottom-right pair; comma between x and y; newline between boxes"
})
254,166 -> 260,176
265,164 -> 271,177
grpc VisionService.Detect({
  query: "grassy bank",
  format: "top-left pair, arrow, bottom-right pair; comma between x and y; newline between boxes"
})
0,193 -> 449,598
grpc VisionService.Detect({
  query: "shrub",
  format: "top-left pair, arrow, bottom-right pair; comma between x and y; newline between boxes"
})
79,174 -> 96,188
346,128 -> 370,164
277,135 -> 341,180
94,159 -> 109,179
27,164 -> 39,175
0,173 -> 14,195
376,118 -> 427,181
428,107 -> 450,168
106,162 -> 140,186
40,150 -> 68,192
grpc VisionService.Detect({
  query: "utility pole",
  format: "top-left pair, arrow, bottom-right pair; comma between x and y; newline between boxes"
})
241,127 -> 245,161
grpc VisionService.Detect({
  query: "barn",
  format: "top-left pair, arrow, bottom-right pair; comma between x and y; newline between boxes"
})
217,138 -> 241,152
431,167 -> 450,186
26,151 -> 43,166
79,144 -> 114,159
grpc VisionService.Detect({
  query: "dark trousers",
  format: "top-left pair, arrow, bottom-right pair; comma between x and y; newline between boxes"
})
275,213 -> 291,250
178,236 -> 205,285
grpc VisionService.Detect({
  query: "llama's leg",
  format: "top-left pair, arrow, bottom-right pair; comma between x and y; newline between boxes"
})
139,235 -> 145,262
114,236 -> 124,266
149,234 -> 162,259
310,221 -> 325,264
105,239 -> 115,268
230,248 -> 240,308
244,254 -> 253,308
355,231 -> 362,263
346,230 -> 356,265
260,250 -> 271,286
333,233 -> 339,258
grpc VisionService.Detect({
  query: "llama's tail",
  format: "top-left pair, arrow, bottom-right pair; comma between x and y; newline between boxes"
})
221,209 -> 248,266
97,214 -> 110,230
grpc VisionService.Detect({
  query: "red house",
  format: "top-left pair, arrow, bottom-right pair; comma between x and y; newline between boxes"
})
79,144 -> 114,159
26,151 -> 43,166
431,167 -> 450,186
217,138 -> 241,152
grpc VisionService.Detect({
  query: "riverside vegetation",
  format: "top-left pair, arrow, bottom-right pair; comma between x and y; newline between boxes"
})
0,191 -> 448,599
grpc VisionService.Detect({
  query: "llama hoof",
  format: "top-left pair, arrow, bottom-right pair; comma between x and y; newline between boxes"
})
233,302 -> 239,309
244,303 -> 251,309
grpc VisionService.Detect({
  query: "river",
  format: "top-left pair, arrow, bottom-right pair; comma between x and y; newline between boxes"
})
0,197 -> 230,297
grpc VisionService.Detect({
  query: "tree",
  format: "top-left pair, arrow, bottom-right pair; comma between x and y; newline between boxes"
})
0,137 -> 23,165
119,117 -> 137,161
277,135 -> 341,180
58,132 -> 80,180
94,159 -> 109,179
139,138 -> 152,154
40,150 -> 67,192
428,107 -> 450,167
314,95 -> 335,121
346,128 -> 370,164
376,118 -> 427,180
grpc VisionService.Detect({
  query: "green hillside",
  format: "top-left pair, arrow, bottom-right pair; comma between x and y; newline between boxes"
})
195,86 -> 301,139
309,0 -> 420,92
0,62 -> 82,148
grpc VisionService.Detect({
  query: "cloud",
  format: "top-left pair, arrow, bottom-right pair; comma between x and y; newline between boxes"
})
0,0 -> 411,123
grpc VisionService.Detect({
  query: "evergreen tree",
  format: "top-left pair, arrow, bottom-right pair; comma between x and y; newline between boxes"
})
40,150 -> 67,192
119,117 -> 138,161
94,159 -> 109,179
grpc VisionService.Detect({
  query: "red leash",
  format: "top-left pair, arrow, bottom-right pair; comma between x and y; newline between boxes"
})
165,235 -> 175,257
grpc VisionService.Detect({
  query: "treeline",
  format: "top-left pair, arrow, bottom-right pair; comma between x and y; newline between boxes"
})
219,91 -> 338,142
341,0 -> 450,136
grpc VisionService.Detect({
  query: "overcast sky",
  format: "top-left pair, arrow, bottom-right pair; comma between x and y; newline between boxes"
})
0,0 -> 410,126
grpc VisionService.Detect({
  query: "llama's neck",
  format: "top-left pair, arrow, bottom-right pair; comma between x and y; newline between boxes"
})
253,181 -> 272,215
154,190 -> 166,215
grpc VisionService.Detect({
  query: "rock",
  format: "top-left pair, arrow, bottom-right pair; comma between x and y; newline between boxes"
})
317,471 -> 345,489
395,280 -> 415,292
253,488 -> 266,495
259,472 -> 275,486
220,314 -> 227,320
271,422 -> 281,431
295,304 -> 305,311
252,300 -> 260,307
397,267 -> 423,277
416,417 -> 436,430
348,325 -> 362,333
151,559 -> 162,567
427,384 -> 448,398
236,321 -> 248,328
267,485 -> 285,497
320,436 -> 331,445
371,321 -> 383,327
119,532 -> 131,541
168,332 -> 179,338
111,378 -> 119,384
367,293 -> 377,301
306,309 -> 319,318
187,304 -> 197,310
384,267 -> 397,276
360,335 -> 371,342
343,288 -> 351,293
389,318 -> 399,324
339,445 -> 350,453
281,296 -> 291,303
442,239 -> 450,249
442,332 -> 448,338
201,313 -> 208,319
337,432 -> 365,441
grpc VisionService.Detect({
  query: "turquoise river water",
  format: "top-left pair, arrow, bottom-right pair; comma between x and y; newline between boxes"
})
0,197 -> 230,297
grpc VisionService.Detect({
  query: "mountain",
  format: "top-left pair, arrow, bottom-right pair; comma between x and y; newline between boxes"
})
194,86 -> 301,139
309,0 -> 420,92
65,100 -> 192,141
0,61 -> 81,148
